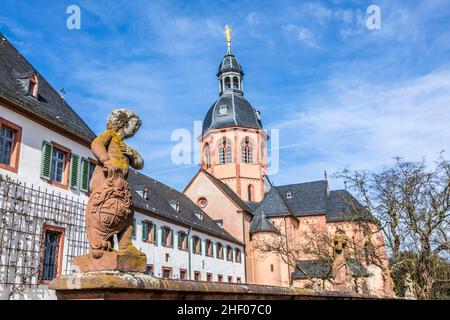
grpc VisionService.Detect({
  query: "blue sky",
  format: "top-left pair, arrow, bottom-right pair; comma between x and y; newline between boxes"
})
1,0 -> 450,191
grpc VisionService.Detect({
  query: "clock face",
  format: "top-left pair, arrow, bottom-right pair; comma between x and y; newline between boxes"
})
218,105 -> 229,115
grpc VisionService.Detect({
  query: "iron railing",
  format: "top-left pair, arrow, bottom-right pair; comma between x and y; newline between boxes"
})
0,174 -> 88,298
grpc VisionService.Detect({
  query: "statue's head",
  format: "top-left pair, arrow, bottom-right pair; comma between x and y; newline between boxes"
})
333,229 -> 348,253
107,109 -> 142,139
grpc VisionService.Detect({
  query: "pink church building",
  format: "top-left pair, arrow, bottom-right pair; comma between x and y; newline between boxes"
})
184,42 -> 394,297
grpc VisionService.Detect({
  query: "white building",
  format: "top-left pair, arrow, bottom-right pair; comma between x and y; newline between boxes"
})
0,32 -> 245,300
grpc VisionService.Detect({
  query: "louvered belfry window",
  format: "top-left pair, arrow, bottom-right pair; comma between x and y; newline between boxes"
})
218,137 -> 232,164
204,144 -> 211,168
241,137 -> 253,163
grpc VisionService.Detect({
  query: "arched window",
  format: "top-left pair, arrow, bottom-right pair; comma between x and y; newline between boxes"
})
241,137 -> 253,163
260,142 -> 266,163
224,77 -> 231,90
248,185 -> 254,201
218,137 -> 232,164
232,76 -> 239,89
203,143 -> 211,168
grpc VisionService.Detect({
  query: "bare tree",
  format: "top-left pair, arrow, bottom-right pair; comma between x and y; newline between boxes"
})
335,155 -> 450,299
252,215 -> 385,293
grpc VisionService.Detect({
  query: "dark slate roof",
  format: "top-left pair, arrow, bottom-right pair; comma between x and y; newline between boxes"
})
276,181 -> 329,216
202,93 -> 263,135
128,170 -> 242,245
0,32 -> 96,143
252,187 -> 291,217
202,170 -> 252,213
245,201 -> 260,212
251,179 -> 372,223
326,190 -> 372,222
217,47 -> 243,76
249,214 -> 278,234
291,259 -> 371,280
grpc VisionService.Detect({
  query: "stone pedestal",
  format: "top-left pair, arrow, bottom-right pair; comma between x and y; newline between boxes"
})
73,250 -> 146,273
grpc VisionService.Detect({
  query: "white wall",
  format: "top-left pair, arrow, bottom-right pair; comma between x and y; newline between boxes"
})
1,104 -> 93,300
133,210 -> 246,283
0,104 -> 93,199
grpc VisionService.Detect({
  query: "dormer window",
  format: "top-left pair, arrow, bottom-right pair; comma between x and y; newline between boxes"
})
143,187 -> 149,200
286,192 -> 292,199
195,212 -> 203,221
215,219 -> 224,228
12,70 -> 39,97
170,200 -> 180,212
28,74 -> 38,97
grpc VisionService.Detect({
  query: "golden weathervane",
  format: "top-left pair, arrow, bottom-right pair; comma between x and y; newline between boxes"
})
224,25 -> 232,47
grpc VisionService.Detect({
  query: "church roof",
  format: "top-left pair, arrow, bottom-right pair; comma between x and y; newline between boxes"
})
252,187 -> 291,217
276,181 -> 329,216
0,32 -> 96,144
249,213 -> 278,234
202,93 -> 262,135
250,180 -> 373,233
128,170 -> 242,245
291,259 -> 371,280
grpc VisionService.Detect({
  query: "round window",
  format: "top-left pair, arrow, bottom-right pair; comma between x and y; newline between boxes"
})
197,197 -> 208,208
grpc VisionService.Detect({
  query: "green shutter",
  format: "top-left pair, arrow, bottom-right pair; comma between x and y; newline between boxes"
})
153,224 -> 158,246
161,226 -> 165,246
40,141 -> 53,180
142,222 -> 146,241
69,153 -> 79,189
80,158 -> 89,192
215,242 -> 218,258
170,230 -> 174,248
186,234 -> 189,250
177,232 -> 181,249
132,219 -> 136,239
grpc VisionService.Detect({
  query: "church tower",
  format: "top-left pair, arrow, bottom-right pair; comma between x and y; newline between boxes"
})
200,26 -> 268,202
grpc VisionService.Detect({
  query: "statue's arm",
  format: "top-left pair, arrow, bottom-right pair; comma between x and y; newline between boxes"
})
91,130 -> 113,164
127,147 -> 144,170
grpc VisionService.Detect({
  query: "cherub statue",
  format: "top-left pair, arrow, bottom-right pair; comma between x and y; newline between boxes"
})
86,109 -> 144,259
332,229 -> 353,292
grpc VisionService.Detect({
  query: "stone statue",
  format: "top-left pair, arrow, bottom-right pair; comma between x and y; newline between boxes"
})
404,273 -> 416,299
332,230 -> 353,292
311,278 -> 323,292
74,109 -> 146,272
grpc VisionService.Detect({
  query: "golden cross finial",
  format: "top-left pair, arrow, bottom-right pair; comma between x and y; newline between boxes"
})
224,25 -> 232,48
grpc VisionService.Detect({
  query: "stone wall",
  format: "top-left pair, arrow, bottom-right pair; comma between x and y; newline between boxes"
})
49,271 -> 384,300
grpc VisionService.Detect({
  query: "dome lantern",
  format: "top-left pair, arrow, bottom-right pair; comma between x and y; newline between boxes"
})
217,25 -> 244,96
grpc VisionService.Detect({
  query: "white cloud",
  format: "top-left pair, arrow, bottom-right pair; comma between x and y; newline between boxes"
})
246,12 -> 260,25
281,24 -> 318,48
269,69 -> 450,187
